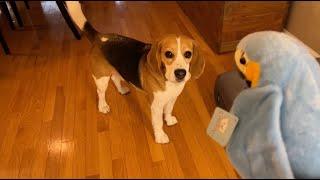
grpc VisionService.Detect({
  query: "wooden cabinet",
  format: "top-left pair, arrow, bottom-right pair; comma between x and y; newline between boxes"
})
178,1 -> 290,54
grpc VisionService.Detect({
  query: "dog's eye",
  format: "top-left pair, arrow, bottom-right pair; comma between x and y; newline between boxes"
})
184,51 -> 192,58
165,51 -> 174,59
240,57 -> 246,65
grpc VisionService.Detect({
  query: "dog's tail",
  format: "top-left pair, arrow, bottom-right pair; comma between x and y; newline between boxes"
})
65,1 -> 100,43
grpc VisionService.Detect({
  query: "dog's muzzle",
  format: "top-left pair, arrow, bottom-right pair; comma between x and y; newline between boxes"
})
174,69 -> 186,82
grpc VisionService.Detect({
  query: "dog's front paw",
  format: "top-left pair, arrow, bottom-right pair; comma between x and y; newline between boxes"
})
155,131 -> 169,144
165,115 -> 178,126
98,103 -> 110,114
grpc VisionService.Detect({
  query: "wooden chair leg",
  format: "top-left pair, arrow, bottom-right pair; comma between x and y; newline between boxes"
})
24,1 -> 30,9
0,28 -> 10,55
9,1 -> 23,27
56,1 -> 81,40
0,2 -> 15,30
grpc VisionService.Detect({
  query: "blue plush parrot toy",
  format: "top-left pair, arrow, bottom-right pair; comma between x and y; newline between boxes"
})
227,31 -> 320,178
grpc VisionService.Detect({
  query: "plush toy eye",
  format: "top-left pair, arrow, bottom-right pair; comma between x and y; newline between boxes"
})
165,51 -> 174,58
184,51 -> 192,58
240,57 -> 246,65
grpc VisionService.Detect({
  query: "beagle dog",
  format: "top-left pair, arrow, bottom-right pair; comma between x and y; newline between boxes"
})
66,1 -> 205,143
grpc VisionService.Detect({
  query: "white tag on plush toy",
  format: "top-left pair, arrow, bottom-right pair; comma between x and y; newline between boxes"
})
207,107 -> 239,147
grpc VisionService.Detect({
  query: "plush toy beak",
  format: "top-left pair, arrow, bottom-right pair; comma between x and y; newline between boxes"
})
244,61 -> 260,88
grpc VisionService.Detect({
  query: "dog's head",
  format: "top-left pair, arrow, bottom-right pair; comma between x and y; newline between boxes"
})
147,34 -> 205,83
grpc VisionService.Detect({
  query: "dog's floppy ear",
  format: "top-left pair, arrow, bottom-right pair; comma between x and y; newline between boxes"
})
190,41 -> 205,80
147,39 -> 164,77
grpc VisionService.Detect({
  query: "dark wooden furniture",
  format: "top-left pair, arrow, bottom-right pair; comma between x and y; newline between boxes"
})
0,2 -> 12,54
0,27 -> 10,54
178,1 -> 290,54
56,1 -> 81,40
24,1 -> 30,9
0,1 -> 15,30
9,1 -> 23,27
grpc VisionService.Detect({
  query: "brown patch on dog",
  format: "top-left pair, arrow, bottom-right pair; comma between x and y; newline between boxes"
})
157,35 -> 178,66
90,45 -> 115,79
139,39 -> 166,98
189,40 -> 205,80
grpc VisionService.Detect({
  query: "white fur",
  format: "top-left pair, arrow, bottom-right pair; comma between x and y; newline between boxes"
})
100,37 -> 109,42
151,37 -> 191,143
92,75 -> 110,114
111,73 -> 130,95
151,81 -> 186,143
92,73 -> 130,113
164,97 -> 178,126
65,1 -> 87,30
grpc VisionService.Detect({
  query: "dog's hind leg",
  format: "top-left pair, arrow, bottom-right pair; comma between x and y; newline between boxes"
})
111,72 -> 130,95
92,75 -> 111,114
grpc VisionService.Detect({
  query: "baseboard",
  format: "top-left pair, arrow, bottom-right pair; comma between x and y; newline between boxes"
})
283,29 -> 320,59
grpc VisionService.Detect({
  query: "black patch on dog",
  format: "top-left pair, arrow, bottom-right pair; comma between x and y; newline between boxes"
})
100,34 -> 151,89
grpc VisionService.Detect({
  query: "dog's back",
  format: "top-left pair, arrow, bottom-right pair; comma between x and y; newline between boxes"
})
100,34 -> 151,88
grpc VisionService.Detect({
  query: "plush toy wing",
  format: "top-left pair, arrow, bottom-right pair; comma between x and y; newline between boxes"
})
227,85 -> 294,178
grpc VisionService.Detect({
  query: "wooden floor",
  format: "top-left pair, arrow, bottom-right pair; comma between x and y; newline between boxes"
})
0,1 -> 237,178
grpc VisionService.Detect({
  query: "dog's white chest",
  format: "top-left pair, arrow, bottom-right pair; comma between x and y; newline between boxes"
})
154,81 -> 186,104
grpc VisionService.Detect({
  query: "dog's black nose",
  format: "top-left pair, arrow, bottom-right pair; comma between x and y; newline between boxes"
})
174,69 -> 186,80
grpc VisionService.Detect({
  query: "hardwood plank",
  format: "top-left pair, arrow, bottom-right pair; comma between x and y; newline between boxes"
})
166,124 -> 199,178
0,112 -> 23,178
145,126 -> 165,163
19,55 -> 50,178
161,143 -> 185,178
98,132 -> 113,178
30,122 -> 52,178
59,141 -> 75,178
112,158 -> 127,178
72,56 -> 87,178
85,72 -> 99,177
45,86 -> 65,178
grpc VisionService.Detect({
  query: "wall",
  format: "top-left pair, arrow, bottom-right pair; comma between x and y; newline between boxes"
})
286,1 -> 320,54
